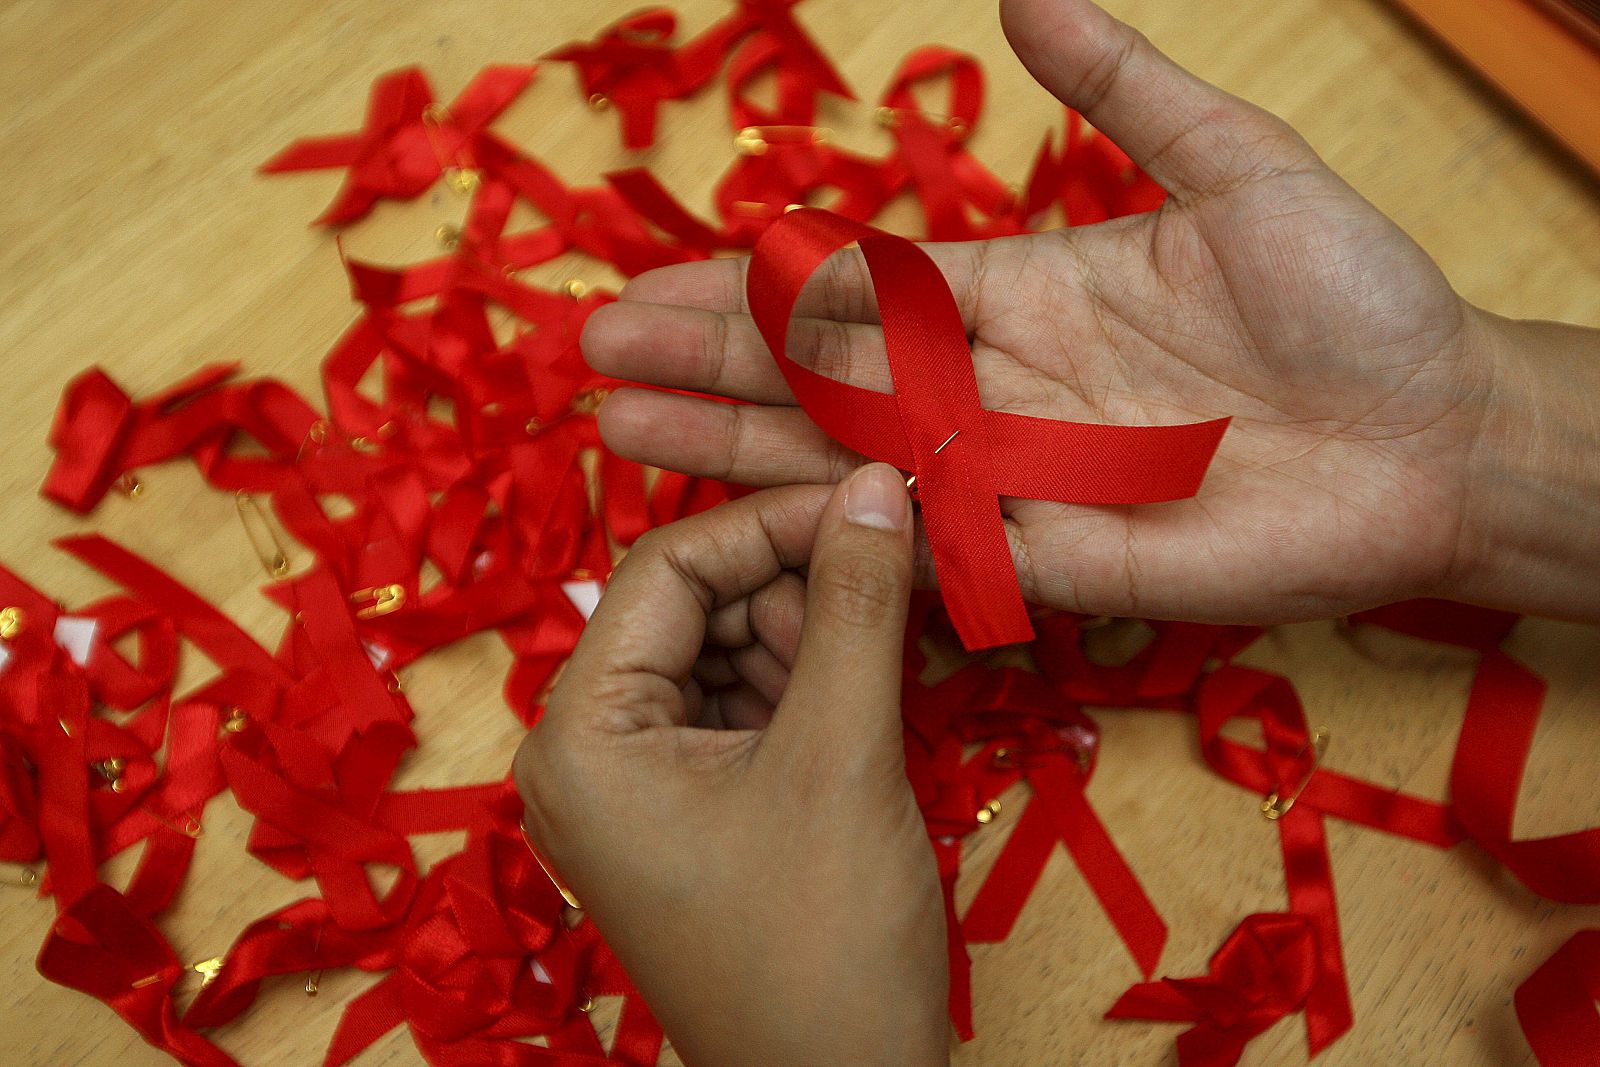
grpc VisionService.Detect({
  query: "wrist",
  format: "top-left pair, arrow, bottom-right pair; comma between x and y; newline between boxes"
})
1446,307 -> 1600,621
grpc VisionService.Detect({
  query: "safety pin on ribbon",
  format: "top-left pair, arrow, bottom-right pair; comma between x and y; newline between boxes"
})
874,104 -> 970,139
422,104 -> 479,195
305,923 -> 325,997
236,491 -> 292,579
144,806 -> 203,839
4,867 -> 39,890
1261,726 -> 1330,820
733,125 -> 831,156
903,428 -> 960,494
350,584 -> 407,619
520,819 -> 583,909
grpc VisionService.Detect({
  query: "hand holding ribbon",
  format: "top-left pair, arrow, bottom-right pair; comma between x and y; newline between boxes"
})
514,468 -> 951,1067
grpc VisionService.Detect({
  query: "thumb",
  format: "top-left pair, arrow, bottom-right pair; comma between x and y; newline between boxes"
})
999,0 -> 1317,203
774,462 -> 914,759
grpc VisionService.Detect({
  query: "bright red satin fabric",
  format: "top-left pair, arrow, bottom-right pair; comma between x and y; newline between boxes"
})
7,8 -> 1599,1066
746,207 -> 1229,650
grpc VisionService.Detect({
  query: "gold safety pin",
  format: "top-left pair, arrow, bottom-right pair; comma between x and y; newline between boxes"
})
5,867 -> 39,890
1261,726 -> 1330,820
0,606 -> 24,640
350,584 -> 407,619
421,104 -> 480,194
145,806 -> 203,839
874,105 -> 970,138
734,125 -> 831,156
236,492 -> 292,579
520,819 -> 583,909
192,956 -> 225,987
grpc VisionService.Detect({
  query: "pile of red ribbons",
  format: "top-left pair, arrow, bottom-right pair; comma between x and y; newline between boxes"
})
2,3 -> 1596,1064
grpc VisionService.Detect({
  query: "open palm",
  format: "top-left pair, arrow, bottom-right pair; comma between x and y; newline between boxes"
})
583,0 -> 1496,623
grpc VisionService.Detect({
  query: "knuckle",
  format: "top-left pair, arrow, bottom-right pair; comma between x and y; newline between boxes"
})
623,526 -> 675,566
1075,25 -> 1143,111
512,724 -> 566,817
813,551 -> 905,627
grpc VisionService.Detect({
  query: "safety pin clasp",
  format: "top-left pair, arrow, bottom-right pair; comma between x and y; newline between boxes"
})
6,867 -> 39,890
146,807 -> 203,839
192,956 -> 225,987
0,606 -> 24,641
1261,727 -> 1330,820
350,584 -> 406,619
570,387 -> 611,415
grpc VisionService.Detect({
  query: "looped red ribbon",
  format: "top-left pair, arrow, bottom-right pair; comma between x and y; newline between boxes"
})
1515,929 -> 1600,1067
1019,109 -> 1167,228
38,884 -> 236,1066
747,207 -> 1229,650
261,65 -> 535,226
1107,912 -> 1320,1067
545,10 -> 683,149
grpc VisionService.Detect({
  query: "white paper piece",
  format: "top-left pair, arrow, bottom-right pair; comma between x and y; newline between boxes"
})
54,616 -> 100,667
531,960 -> 554,984
561,579 -> 602,621
0,644 -> 11,675
362,641 -> 393,671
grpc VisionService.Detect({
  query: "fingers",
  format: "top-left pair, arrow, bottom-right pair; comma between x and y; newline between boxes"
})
585,239 -> 986,403
999,0 -> 1319,203
550,484 -> 832,734
770,463 -> 914,760
598,389 -> 864,486
581,300 -> 894,405
620,242 -> 984,324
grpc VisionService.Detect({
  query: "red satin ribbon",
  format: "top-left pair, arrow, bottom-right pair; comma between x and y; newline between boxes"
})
547,1 -> 851,149
1107,913 -> 1320,1067
17,16 -> 1600,1065
261,65 -> 536,226
1515,929 -> 1600,1067
747,207 -> 1229,650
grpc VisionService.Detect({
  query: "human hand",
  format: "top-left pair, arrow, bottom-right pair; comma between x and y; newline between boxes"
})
582,0 -> 1530,625
513,465 -> 949,1067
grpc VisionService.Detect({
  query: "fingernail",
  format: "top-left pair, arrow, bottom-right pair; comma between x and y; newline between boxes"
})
844,463 -> 908,532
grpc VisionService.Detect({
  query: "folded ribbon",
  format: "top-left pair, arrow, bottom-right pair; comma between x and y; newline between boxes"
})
1107,912 -> 1320,1067
746,207 -> 1229,650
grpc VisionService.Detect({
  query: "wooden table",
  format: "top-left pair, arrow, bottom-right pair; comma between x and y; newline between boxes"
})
3,1 -> 1598,1064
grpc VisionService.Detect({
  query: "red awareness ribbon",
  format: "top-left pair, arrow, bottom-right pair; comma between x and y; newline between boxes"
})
548,1 -> 850,150
1019,108 -> 1167,229
1352,601 -> 1600,903
1515,929 -> 1600,1067
1452,650 -> 1600,903
1192,666 -> 1356,1057
37,884 -> 237,1066
261,65 -> 535,226
912,665 -> 1167,975
1106,913 -> 1320,1067
875,48 -> 1020,241
747,207 -> 1229,650
545,9 -> 683,150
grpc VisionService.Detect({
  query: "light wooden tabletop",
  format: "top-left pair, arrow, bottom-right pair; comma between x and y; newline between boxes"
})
2,1 -> 1598,1064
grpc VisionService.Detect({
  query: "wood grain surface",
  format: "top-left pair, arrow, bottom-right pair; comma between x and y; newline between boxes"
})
2,1 -> 1598,1064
